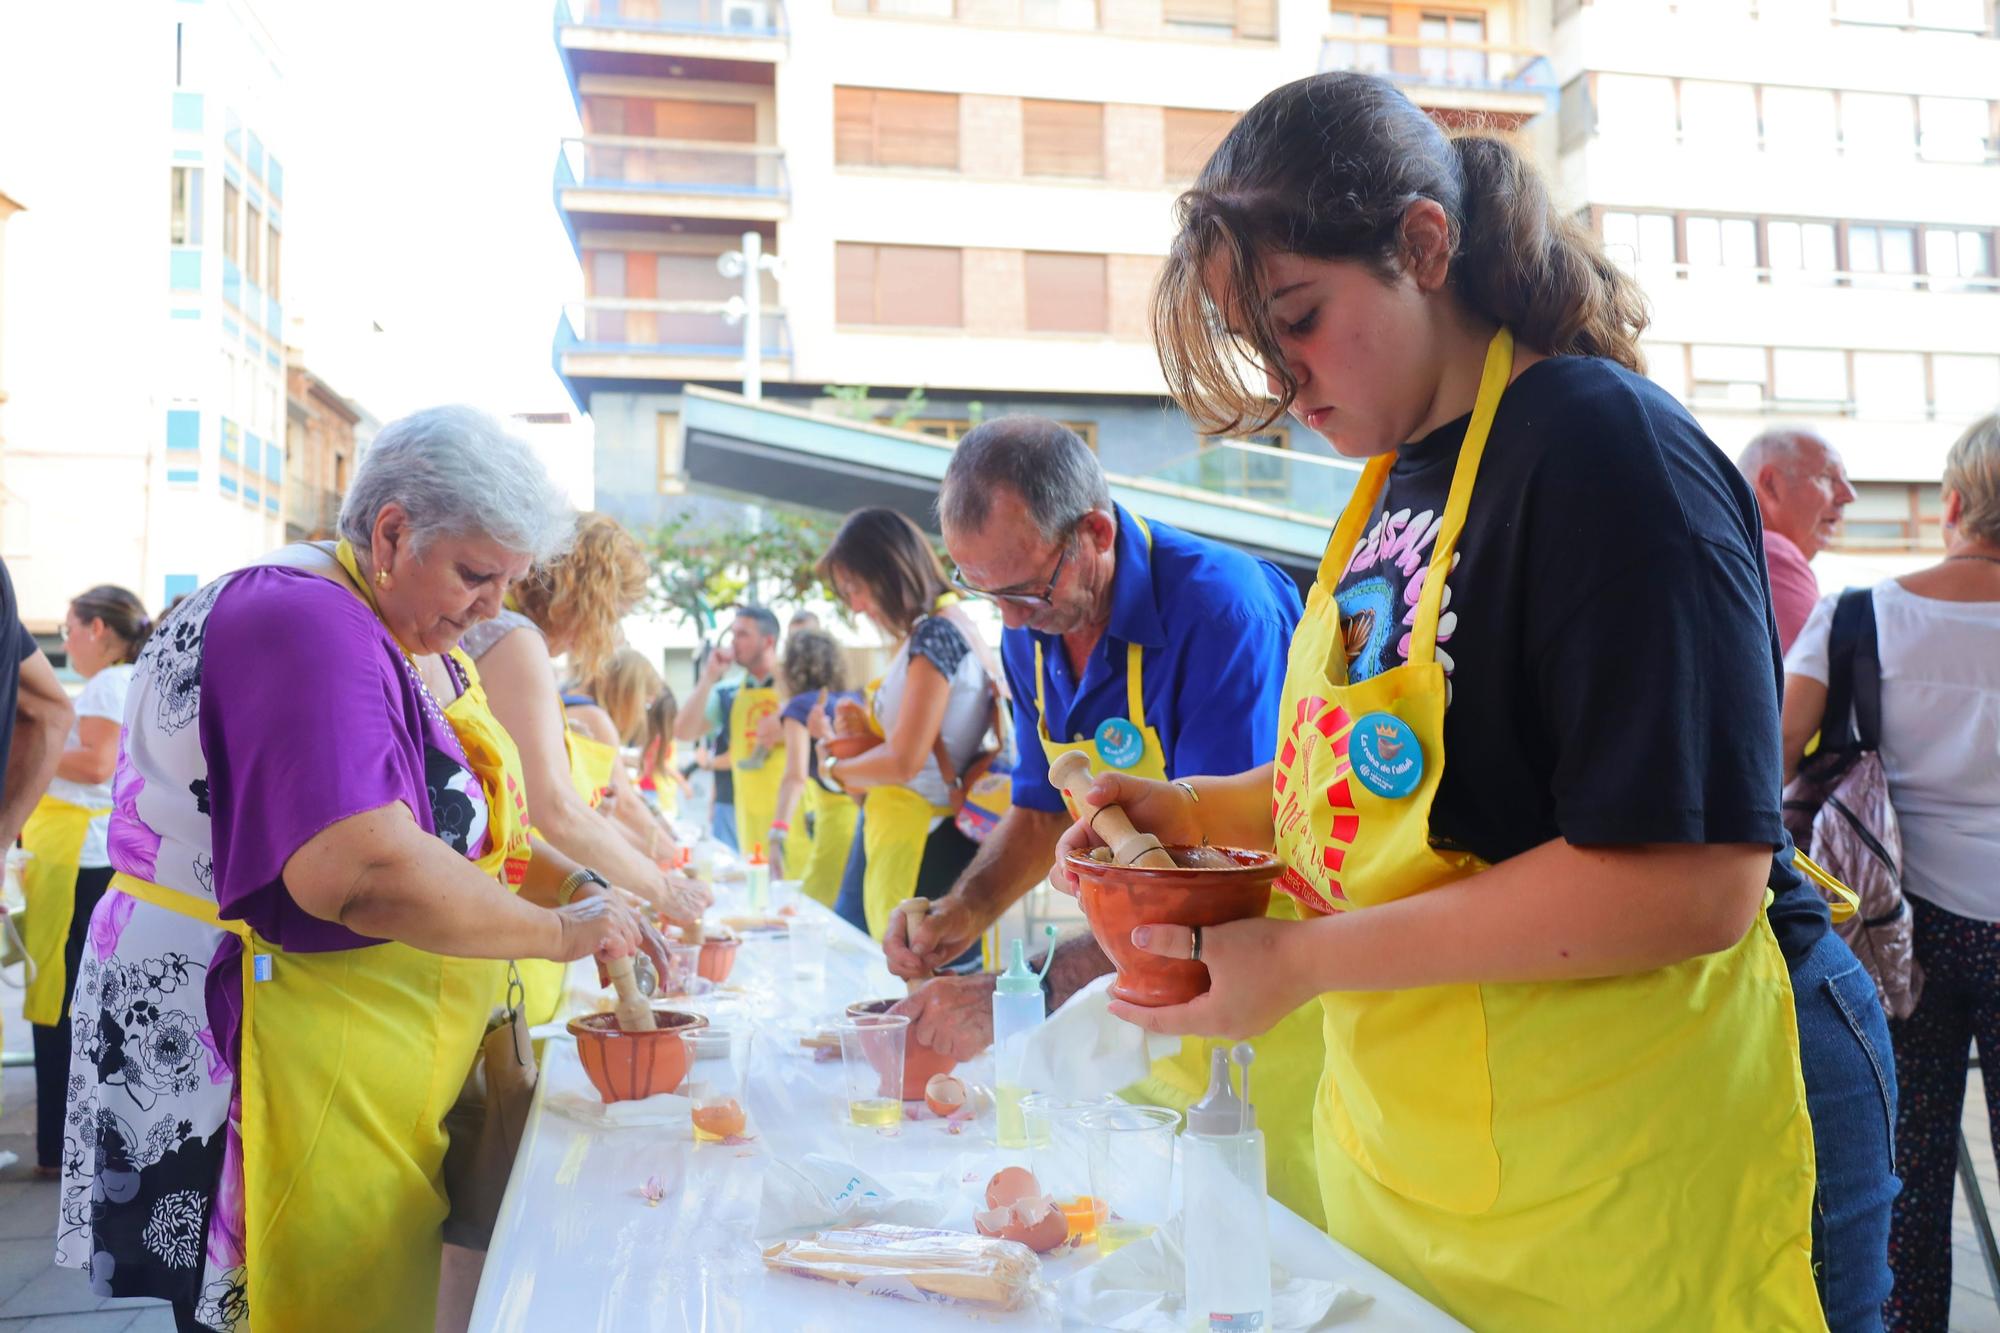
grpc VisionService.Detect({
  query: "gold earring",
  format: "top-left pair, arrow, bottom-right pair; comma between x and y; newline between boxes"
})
376,569 -> 391,589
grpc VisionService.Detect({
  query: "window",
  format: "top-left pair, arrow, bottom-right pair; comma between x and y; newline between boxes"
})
1772,348 -> 1848,405
1684,215 -> 1759,277
1417,13 -> 1486,84
1760,87 -> 1838,155
1842,483 -> 1922,547
1851,351 -> 1927,418
1767,220 -> 1838,285
1679,81 -> 1758,144
1640,342 -> 1687,400
1848,223 -> 1917,287
170,166 -> 203,246
1932,354 -> 2000,417
1021,0 -> 1098,26
1325,10 -> 1391,73
1917,97 -> 1989,163
222,179 -> 240,263
1025,252 -> 1108,333
1163,0 -> 1274,37
905,418 -> 1099,447
1022,100 -> 1104,178
835,243 -> 963,326
1924,227 -> 1992,288
1601,211 -> 1676,270
267,224 -> 280,298
244,205 -> 262,286
834,88 -> 959,170
1689,344 -> 1768,404
1840,92 -> 1915,156
1163,108 -> 1236,180
1591,74 -> 1677,140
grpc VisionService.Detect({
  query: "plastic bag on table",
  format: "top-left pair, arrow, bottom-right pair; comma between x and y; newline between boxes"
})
761,1224 -> 1046,1312
756,1154 -> 953,1234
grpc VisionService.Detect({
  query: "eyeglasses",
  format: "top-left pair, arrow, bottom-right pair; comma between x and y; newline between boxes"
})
949,536 -> 1072,609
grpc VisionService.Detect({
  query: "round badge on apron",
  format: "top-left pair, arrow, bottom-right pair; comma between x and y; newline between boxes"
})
1094,716 -> 1147,770
1348,711 -> 1423,799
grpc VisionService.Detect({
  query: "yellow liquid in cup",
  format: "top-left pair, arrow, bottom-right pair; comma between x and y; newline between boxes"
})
1097,1221 -> 1156,1255
1058,1195 -> 1099,1244
848,1097 -> 904,1127
995,1084 -> 1029,1148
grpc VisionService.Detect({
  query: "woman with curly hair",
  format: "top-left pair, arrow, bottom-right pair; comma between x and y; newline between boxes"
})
462,513 -> 708,1023
769,628 -> 860,905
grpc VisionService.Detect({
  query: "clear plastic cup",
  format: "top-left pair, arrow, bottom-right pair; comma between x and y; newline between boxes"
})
1023,1093 -> 1120,1243
837,1012 -> 908,1130
771,878 -> 803,916
663,942 -> 705,997
1083,1104 -> 1180,1255
789,917 -> 828,987
684,1026 -> 750,1142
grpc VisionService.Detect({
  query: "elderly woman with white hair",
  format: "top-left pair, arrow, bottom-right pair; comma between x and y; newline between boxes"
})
1784,413 -> 2000,1330
55,407 -> 668,1333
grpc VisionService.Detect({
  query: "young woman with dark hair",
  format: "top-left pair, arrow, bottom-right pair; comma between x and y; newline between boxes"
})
1061,72 -> 1892,1330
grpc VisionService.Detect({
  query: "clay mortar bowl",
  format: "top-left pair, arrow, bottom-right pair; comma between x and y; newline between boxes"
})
568,1007 -> 709,1103
823,734 -> 880,761
1066,847 -> 1282,1007
697,933 -> 741,983
848,997 -> 957,1099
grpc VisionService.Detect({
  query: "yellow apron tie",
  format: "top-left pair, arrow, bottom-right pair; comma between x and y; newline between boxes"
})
1268,329 -> 1822,1329
19,795 -> 112,1025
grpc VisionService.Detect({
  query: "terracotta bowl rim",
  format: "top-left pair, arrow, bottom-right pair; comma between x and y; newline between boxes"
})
566,1007 -> 711,1040
1062,846 -> 1282,876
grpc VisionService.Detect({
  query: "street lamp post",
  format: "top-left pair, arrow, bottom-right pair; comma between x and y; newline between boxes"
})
719,231 -> 782,402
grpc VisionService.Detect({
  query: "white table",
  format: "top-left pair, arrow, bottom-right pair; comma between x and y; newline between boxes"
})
468,895 -> 1464,1332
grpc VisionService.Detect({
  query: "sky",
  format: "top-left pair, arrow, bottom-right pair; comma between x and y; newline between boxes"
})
258,0 -> 586,422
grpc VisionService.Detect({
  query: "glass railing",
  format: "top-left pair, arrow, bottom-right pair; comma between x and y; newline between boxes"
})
1320,34 -> 1556,96
1134,439 -> 1362,521
560,299 -> 792,357
559,138 -> 788,198
560,0 -> 789,38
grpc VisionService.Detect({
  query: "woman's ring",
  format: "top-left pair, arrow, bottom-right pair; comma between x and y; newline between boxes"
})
1189,926 -> 1203,962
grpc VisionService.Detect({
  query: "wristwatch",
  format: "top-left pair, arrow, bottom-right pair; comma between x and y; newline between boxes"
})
557,867 -> 610,906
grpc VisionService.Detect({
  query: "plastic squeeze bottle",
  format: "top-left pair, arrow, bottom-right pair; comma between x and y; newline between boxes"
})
1182,1044 -> 1272,1333
991,936 -> 1055,1149
746,843 -> 769,911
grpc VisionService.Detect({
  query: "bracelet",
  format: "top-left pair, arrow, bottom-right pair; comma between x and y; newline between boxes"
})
1172,779 -> 1200,805
557,867 -> 609,906
770,821 -> 791,834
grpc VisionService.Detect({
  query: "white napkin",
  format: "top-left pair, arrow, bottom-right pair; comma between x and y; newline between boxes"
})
1060,1220 -> 1372,1332
1014,974 -> 1182,1098
546,1088 -> 695,1130
755,1154 -> 955,1235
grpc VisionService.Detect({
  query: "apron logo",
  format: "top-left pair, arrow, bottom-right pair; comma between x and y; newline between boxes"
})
1093,717 -> 1145,770
1349,712 -> 1423,800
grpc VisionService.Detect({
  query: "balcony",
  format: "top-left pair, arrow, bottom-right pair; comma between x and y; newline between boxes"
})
554,299 -> 793,390
1319,34 -> 1555,125
555,0 -> 787,68
1135,439 -> 1363,522
283,483 -> 344,543
555,139 -> 789,223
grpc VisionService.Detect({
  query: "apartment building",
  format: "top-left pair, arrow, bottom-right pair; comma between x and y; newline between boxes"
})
552,0 -> 1549,529
1552,0 -> 1999,555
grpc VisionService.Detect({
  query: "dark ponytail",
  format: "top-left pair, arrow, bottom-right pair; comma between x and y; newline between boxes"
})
69,585 -> 153,664
1154,71 -> 1648,435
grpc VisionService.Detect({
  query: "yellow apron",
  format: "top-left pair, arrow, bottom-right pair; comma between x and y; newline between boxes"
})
859,784 -> 951,939
19,795 -> 109,1026
1029,543 -> 1327,1228
109,543 -> 535,1332
730,679 -> 805,867
799,780 -> 857,908
562,723 -> 617,811
508,710 -> 623,1029
1271,329 -> 1821,1329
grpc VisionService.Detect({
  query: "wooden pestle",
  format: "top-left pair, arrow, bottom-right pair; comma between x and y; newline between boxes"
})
1048,751 -> 1180,871
603,954 -> 657,1032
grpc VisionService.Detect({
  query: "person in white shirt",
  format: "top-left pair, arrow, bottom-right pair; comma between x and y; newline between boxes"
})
23,586 -> 150,1176
1781,413 -> 2000,1329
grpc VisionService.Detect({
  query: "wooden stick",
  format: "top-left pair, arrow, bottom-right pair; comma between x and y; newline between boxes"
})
604,954 -> 657,1032
1047,751 -> 1178,870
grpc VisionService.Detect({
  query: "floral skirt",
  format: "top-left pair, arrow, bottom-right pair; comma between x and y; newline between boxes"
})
56,889 -> 247,1332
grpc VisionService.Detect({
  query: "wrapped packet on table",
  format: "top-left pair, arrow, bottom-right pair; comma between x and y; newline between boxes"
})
762,1223 -> 1042,1311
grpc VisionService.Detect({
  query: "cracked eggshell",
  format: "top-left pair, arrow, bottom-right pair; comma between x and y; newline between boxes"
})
973,1176 -> 1069,1254
924,1074 -> 969,1118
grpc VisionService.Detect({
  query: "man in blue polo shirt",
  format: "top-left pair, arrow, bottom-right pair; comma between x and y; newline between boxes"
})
883,417 -> 1325,1224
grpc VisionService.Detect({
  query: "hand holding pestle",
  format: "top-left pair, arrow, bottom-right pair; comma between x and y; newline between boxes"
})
1047,751 -> 1179,870
603,953 -> 657,1032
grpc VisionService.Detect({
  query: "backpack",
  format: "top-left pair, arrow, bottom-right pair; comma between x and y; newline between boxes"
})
929,606 -> 1016,845
1781,587 -> 1923,1020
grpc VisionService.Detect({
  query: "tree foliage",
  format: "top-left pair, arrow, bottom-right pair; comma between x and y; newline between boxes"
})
643,509 -> 837,631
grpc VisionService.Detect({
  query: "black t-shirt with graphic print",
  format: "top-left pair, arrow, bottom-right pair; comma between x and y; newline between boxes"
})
1329,355 -> 1829,963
